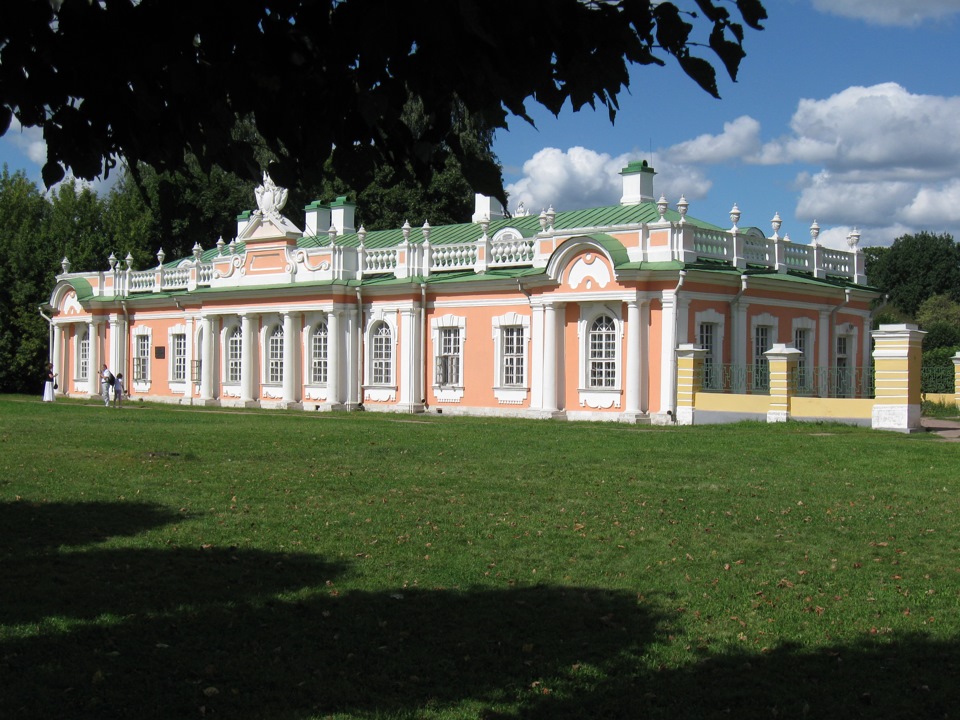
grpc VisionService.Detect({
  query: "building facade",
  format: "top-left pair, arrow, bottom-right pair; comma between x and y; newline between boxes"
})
46,162 -> 878,423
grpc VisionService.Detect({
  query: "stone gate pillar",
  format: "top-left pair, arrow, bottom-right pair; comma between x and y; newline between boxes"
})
872,324 -> 925,433
765,344 -> 802,423
675,344 -> 707,425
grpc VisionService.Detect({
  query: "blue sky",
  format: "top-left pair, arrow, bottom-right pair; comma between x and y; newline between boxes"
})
3,0 -> 960,250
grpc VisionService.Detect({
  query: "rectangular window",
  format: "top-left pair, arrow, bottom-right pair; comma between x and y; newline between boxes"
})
436,328 -> 461,386
753,326 -> 771,391
311,325 -> 328,384
836,335 -> 850,397
794,328 -> 810,391
699,323 -> 716,389
268,328 -> 283,383
172,333 -> 187,381
134,335 -> 150,381
227,329 -> 242,383
501,327 -> 525,386
79,335 -> 89,380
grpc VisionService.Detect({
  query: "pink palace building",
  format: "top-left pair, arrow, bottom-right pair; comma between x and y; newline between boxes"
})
46,162 -> 879,423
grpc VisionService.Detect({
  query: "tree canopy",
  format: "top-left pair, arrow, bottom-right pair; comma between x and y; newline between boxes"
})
865,232 -> 960,318
1,0 -> 766,204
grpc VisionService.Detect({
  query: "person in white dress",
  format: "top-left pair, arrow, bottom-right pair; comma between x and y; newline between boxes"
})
43,362 -> 57,402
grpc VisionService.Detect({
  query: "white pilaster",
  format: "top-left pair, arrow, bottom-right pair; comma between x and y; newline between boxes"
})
543,303 -> 559,413
240,313 -> 256,405
659,291 -> 678,416
625,300 -> 642,416
200,315 -> 215,401
327,310 -> 341,406
282,312 -> 300,408
397,307 -> 422,412
89,320 -> 100,396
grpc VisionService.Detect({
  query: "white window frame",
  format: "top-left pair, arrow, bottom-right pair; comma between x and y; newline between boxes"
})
132,327 -> 152,390
369,321 -> 394,387
578,306 -> 622,409
835,322 -> 858,397
430,314 -> 466,403
492,312 -> 530,405
309,320 -> 328,385
792,317 -> 816,393
263,323 -> 283,385
695,309 -> 725,391
750,313 -> 778,393
225,323 -> 243,384
169,328 -> 187,383
75,327 -> 89,382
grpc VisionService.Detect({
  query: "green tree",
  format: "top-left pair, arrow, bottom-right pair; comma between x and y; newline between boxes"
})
1,0 -> 766,204
0,167 -> 52,392
44,179 -> 110,273
864,232 -> 960,318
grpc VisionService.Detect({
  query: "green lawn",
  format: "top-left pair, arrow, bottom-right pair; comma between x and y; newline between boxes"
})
2,396 -> 959,719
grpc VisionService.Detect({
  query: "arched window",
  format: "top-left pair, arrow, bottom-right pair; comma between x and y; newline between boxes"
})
371,322 -> 392,385
268,325 -> 284,383
588,315 -> 617,388
311,321 -> 328,384
227,326 -> 242,383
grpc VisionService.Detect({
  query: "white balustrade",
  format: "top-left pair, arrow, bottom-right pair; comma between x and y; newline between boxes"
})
431,244 -> 477,270
364,248 -> 397,272
490,237 -> 536,266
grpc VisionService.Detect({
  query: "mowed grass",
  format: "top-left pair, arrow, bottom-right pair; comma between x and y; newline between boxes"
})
2,396 -> 960,719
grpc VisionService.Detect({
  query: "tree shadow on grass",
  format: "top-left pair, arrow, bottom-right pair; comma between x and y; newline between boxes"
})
0,499 -> 181,553
2,501 -> 959,719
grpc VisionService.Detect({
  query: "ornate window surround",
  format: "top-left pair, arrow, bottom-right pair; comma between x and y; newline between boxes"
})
578,304 -> 623,409
491,312 -> 530,405
431,313 -> 466,403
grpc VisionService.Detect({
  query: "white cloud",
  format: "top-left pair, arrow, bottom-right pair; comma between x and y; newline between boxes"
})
665,116 -> 762,164
505,146 -> 712,216
5,119 -> 47,165
757,83 -> 960,176
811,0 -> 960,26
505,146 -> 629,213
901,178 -> 960,225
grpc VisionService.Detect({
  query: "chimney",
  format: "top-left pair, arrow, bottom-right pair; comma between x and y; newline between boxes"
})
330,196 -> 356,235
620,160 -> 656,205
303,201 -> 331,237
472,193 -> 506,223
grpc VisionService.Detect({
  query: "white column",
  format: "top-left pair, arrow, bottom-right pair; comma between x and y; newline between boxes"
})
659,291 -> 678,416
625,300 -> 642,416
109,313 -> 123,375
327,310 -> 341,406
52,325 -> 63,390
530,304 -> 544,409
731,301 -> 749,392
240,313 -> 255,404
88,320 -> 101,396
282,312 -> 299,406
200,315 -> 215,401
398,306 -> 421,412
185,315 -> 195,398
543,303 -> 558,413
347,304 -> 361,408
818,309 -> 831,397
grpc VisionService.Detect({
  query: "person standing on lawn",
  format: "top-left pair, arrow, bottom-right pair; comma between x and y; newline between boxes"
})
99,364 -> 114,406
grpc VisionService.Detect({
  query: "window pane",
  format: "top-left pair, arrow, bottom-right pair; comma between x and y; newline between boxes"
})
502,327 -> 524,386
268,327 -> 284,383
312,322 -> 328,384
588,315 -> 617,388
